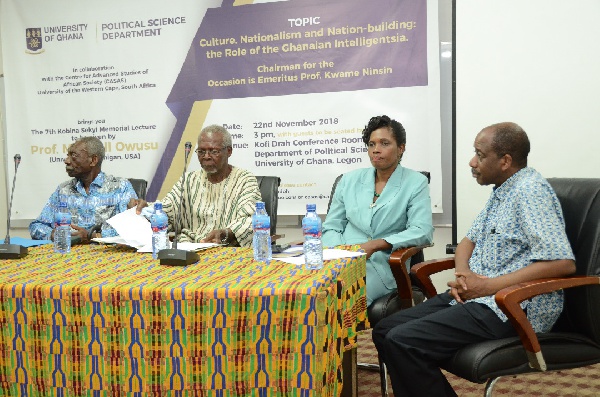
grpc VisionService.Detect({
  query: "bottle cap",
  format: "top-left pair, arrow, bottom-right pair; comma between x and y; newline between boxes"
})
256,201 -> 265,210
306,203 -> 316,212
154,202 -> 163,210
59,202 -> 68,208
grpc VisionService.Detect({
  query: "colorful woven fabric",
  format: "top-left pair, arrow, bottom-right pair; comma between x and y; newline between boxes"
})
0,244 -> 367,396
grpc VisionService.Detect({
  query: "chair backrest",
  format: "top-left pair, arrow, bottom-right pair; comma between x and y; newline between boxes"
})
255,176 -> 281,236
327,174 -> 344,213
128,178 -> 148,200
547,178 -> 600,342
326,171 -> 431,266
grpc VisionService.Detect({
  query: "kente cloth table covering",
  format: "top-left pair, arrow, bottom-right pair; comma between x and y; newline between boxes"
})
0,244 -> 367,396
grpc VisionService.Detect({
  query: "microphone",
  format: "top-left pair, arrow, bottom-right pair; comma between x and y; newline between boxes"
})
157,141 -> 199,266
0,154 -> 28,259
172,142 -> 192,250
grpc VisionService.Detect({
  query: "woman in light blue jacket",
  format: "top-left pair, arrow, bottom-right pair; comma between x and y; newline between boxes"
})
322,115 -> 434,307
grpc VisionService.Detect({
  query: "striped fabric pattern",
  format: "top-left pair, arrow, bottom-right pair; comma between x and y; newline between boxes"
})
161,167 -> 262,246
0,244 -> 367,396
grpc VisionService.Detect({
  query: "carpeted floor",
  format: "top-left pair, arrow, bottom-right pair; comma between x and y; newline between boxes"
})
356,330 -> 600,396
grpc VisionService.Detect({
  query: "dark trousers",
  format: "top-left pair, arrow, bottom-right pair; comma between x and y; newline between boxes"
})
372,292 -> 517,396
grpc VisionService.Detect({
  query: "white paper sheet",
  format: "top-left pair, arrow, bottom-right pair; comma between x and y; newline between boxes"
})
135,241 -> 220,253
91,236 -> 132,245
274,248 -> 366,266
99,210 -> 221,253
105,207 -> 152,248
176,242 -> 221,251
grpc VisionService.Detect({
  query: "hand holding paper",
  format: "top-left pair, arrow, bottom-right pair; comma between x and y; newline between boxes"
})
105,207 -> 153,248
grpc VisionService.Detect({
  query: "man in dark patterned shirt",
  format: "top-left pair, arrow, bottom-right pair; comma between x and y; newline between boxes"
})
372,122 -> 576,397
30,136 -> 137,243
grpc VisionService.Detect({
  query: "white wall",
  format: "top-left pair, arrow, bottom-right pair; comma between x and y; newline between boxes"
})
456,0 -> 600,237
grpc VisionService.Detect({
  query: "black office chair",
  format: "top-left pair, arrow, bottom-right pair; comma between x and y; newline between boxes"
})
128,178 -> 148,200
255,176 -> 281,238
411,178 -> 600,396
328,172 -> 431,397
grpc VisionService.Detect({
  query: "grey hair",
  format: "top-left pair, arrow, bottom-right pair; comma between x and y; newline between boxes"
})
198,124 -> 232,147
78,136 -> 105,166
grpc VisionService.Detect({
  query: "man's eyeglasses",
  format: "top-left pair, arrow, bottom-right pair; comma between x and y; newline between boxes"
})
195,147 -> 226,156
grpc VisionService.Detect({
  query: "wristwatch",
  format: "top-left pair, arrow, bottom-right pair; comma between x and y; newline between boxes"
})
87,224 -> 102,242
221,229 -> 229,245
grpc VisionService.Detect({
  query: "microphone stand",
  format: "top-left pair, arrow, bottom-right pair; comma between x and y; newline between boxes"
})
157,142 -> 199,266
0,154 -> 28,259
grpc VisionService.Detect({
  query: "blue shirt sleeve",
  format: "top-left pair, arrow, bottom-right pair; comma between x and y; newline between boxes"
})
29,187 -> 62,240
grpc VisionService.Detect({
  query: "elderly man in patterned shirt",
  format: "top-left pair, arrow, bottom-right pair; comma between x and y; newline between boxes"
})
30,136 -> 138,243
133,125 -> 261,247
372,122 -> 576,397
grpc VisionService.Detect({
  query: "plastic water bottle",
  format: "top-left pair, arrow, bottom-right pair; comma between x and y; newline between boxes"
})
303,203 -> 323,270
54,202 -> 72,254
151,202 -> 169,259
252,201 -> 272,262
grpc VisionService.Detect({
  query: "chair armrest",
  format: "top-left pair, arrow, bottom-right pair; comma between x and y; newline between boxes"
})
496,275 -> 600,371
389,245 -> 431,308
410,258 -> 455,298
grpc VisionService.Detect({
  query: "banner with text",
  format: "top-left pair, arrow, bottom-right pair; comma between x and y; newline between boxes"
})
1,0 -> 442,219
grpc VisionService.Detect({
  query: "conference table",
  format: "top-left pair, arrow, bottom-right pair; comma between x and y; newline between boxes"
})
0,243 -> 367,396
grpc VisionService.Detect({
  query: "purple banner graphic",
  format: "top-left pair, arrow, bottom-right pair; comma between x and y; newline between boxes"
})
171,0 -> 426,102
148,0 -> 427,199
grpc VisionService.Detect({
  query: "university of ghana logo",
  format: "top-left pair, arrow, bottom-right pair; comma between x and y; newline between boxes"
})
26,28 -> 45,54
